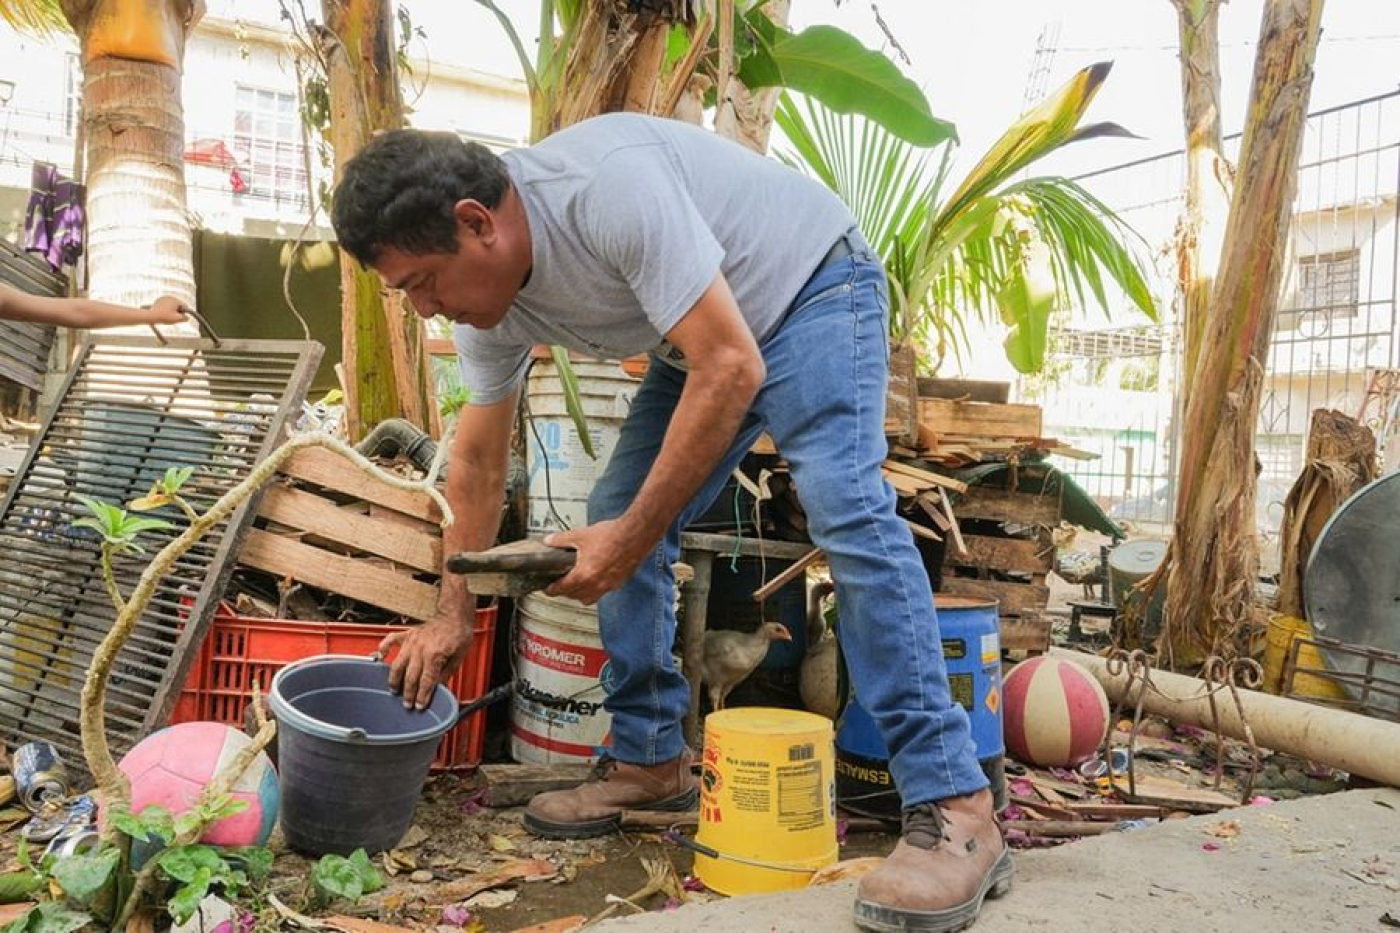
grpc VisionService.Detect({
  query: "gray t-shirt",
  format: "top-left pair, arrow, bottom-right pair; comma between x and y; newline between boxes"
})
454,113 -> 855,404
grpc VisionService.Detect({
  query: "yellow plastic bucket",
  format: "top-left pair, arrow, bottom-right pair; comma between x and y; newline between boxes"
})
1262,614 -> 1350,701
695,708 -> 837,895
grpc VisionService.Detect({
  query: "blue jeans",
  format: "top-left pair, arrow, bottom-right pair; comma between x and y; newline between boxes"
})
587,234 -> 989,806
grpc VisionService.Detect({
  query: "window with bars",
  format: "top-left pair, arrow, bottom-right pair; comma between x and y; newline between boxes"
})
1296,249 -> 1360,316
232,85 -> 307,206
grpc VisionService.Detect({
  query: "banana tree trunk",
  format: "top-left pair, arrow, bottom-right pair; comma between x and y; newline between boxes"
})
1171,0 -> 1232,388
1161,0 -> 1325,666
322,0 -> 432,440
62,0 -> 200,329
714,0 -> 789,152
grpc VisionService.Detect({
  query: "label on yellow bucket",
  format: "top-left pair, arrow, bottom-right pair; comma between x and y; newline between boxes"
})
695,708 -> 837,897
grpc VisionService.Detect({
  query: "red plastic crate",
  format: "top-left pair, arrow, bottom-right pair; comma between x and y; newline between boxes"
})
171,604 -> 497,770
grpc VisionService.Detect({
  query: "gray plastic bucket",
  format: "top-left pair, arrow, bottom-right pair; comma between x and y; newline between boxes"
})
268,655 -> 457,855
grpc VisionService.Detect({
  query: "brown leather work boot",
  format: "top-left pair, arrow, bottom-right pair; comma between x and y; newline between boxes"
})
854,788 -> 1013,932
523,750 -> 697,839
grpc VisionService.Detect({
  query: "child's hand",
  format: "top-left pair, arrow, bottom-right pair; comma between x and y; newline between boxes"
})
145,296 -> 192,324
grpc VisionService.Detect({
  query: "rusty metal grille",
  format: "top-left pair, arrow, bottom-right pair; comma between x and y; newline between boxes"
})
0,336 -> 322,776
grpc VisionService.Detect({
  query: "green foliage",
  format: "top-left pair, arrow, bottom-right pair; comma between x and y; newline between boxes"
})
34,801 -> 270,926
310,849 -> 384,906
776,63 -> 1157,374
737,24 -> 955,147
128,465 -> 196,512
71,496 -> 175,554
438,385 -> 472,419
49,849 -> 119,908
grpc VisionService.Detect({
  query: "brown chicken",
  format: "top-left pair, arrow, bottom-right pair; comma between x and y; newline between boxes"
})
702,621 -> 792,711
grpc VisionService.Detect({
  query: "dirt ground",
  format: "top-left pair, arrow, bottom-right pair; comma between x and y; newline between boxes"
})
264,771 -> 900,930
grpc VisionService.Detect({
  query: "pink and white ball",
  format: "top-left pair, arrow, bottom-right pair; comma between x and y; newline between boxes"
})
1002,657 -> 1110,768
117,721 -> 279,847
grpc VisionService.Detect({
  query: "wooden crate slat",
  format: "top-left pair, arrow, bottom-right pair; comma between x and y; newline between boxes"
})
280,447 -> 442,523
240,527 -> 439,620
919,398 -> 1043,438
955,487 -> 1061,525
941,577 -> 1050,616
947,534 -> 1050,575
258,485 -> 441,574
1000,612 -> 1052,653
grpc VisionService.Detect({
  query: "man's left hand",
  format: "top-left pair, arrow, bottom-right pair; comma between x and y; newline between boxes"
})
543,519 -> 653,604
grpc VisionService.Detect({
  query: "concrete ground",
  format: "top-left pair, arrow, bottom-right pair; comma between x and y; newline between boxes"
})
596,786 -> 1400,932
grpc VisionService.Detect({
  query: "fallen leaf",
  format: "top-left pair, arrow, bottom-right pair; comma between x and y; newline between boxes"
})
427,859 -> 558,905
488,834 -> 518,853
464,889 -> 518,909
396,824 -> 429,849
505,917 -> 586,933
1205,820 -> 1241,839
808,858 -> 884,886
0,905 -> 34,924
322,918 -> 417,933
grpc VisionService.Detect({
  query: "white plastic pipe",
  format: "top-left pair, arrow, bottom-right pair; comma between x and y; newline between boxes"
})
1050,648 -> 1400,787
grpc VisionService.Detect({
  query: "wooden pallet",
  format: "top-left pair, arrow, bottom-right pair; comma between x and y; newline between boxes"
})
942,483 -> 1058,626
237,446 -> 444,621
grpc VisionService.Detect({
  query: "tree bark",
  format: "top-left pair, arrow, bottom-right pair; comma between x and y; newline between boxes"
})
714,0 -> 790,152
1170,0 -> 1232,389
322,0 -> 430,440
1275,409 -> 1376,618
63,0 -> 201,331
1161,0 -> 1326,665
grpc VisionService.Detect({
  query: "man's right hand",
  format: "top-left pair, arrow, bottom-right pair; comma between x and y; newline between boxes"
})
379,617 -> 473,710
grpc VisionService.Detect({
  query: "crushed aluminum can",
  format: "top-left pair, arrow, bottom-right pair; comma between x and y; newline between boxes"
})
21,794 -> 96,844
11,741 -> 68,811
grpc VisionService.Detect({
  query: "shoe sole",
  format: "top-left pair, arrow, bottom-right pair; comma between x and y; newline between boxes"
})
852,848 -> 1014,933
523,786 -> 699,840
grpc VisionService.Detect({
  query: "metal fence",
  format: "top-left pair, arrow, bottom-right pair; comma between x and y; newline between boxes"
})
1025,90 -> 1400,563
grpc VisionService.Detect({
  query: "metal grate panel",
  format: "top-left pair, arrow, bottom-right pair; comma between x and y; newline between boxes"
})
0,240 -> 64,391
0,335 -> 322,777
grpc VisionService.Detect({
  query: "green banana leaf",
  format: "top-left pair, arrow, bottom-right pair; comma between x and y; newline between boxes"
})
549,345 -> 596,460
740,25 -> 955,148
777,62 -> 1157,373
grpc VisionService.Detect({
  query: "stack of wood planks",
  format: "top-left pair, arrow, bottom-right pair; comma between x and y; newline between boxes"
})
910,397 -> 1095,467
237,446 -> 444,621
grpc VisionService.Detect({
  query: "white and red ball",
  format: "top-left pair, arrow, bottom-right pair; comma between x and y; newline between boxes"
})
117,721 -> 279,847
1002,657 -> 1110,767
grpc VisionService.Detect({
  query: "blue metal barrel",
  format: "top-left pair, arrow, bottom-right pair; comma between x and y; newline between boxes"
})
835,595 -> 1006,817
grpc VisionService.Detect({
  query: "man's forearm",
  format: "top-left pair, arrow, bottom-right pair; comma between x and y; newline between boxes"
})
437,461 -> 507,624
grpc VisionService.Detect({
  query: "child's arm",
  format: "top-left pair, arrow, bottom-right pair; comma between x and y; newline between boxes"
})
0,284 -> 190,328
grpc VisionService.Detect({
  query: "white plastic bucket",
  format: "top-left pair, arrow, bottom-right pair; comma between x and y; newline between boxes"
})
525,359 -> 636,534
511,593 -> 613,763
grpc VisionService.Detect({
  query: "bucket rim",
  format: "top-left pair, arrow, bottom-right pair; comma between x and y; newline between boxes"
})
268,654 -> 458,745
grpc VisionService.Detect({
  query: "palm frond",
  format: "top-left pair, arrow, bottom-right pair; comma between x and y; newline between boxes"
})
0,0 -> 68,35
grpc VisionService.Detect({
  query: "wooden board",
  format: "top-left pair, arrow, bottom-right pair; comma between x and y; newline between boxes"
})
954,487 -> 1061,525
883,458 -> 968,492
919,398 -> 1042,438
279,447 -> 442,523
941,577 -> 1050,616
884,343 -> 919,445
240,528 -> 440,620
259,486 -> 441,574
948,534 -> 1049,575
1000,611 -> 1052,653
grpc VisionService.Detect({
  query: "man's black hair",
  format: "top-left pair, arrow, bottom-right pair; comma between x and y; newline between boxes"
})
331,129 -> 510,266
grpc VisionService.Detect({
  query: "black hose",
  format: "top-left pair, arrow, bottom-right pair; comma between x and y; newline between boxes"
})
356,418 -> 442,476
